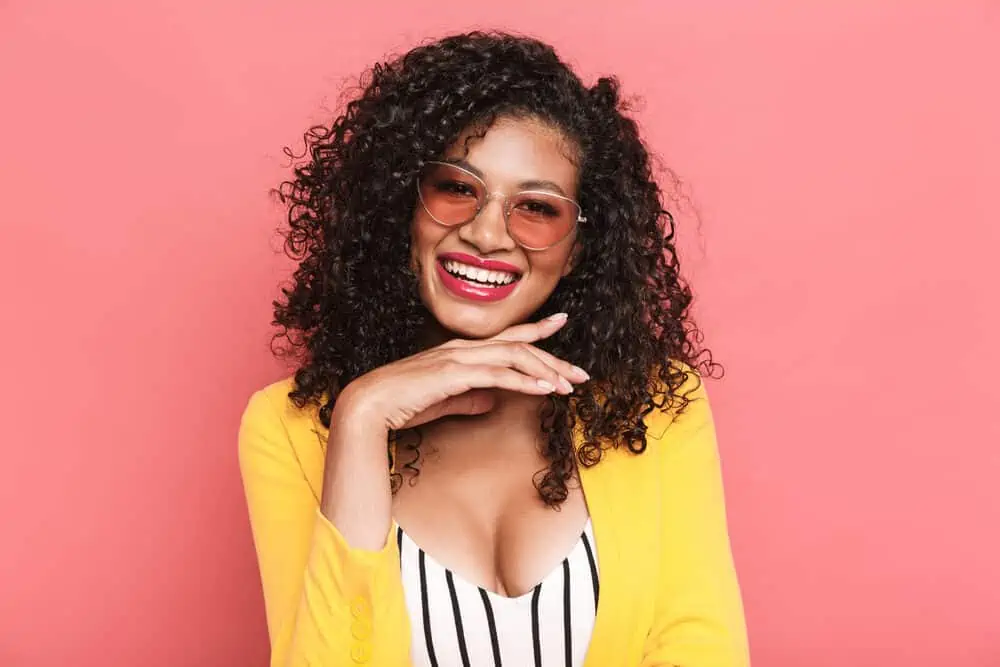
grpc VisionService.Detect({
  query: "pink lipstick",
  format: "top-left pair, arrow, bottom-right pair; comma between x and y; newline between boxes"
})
436,252 -> 522,303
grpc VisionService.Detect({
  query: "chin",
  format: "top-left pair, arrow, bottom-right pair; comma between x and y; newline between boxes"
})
430,303 -> 520,340
416,254 -> 557,342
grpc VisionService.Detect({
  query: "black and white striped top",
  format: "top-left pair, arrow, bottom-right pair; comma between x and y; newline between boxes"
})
396,519 -> 600,667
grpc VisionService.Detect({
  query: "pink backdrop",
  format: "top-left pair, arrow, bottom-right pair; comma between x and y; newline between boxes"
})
1,1 -> 997,665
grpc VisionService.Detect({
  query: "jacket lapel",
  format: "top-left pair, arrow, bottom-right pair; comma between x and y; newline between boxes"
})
579,441 -> 651,665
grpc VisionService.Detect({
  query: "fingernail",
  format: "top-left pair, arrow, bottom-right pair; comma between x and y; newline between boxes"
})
536,379 -> 556,392
560,377 -> 574,393
546,312 -> 568,322
571,366 -> 590,381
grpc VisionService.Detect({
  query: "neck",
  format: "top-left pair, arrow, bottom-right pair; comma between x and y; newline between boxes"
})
441,389 -> 548,433
412,390 -> 553,462
412,321 -> 557,457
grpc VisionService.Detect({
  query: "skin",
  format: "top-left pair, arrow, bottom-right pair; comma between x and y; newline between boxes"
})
322,116 -> 592,598
411,116 -> 581,342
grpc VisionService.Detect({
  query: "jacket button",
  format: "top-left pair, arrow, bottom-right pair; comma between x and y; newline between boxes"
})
350,641 -> 371,664
350,595 -> 371,618
351,617 -> 372,640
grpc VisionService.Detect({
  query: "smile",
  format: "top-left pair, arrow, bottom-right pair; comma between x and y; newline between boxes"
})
435,254 -> 523,303
441,259 -> 519,286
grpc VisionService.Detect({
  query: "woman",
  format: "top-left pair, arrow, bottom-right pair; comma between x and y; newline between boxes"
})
239,31 -> 749,667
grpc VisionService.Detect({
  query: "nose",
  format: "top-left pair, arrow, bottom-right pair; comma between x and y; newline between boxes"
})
457,193 -> 517,254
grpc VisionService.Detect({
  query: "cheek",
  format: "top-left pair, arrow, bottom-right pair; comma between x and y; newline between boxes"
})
530,245 -> 576,282
409,214 -> 442,273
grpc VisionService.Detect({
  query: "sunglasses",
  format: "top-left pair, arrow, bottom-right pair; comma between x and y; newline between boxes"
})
417,161 -> 586,251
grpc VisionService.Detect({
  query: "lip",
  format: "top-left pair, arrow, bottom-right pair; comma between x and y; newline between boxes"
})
437,251 -> 523,276
435,260 -> 520,303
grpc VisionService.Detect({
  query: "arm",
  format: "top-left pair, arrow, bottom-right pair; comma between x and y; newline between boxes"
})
238,316 -> 585,665
238,389 -> 411,667
641,377 -> 751,667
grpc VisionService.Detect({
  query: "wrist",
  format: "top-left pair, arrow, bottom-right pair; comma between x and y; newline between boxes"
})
331,381 -> 390,437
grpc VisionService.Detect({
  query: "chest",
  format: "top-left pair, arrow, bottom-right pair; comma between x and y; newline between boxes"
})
395,514 -> 600,667
391,456 -> 590,599
301,413 -> 664,665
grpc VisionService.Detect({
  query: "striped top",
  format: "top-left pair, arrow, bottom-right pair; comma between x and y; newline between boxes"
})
396,519 -> 600,667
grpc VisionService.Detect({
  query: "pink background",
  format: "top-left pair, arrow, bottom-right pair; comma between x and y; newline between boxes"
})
1,1 -> 997,665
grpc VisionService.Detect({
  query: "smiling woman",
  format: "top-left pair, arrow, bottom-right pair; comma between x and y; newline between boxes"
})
413,119 -> 583,336
238,31 -> 750,667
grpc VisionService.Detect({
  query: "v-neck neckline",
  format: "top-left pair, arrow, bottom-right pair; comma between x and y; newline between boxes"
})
395,517 -> 595,602
376,415 -> 630,663
574,431 -> 626,666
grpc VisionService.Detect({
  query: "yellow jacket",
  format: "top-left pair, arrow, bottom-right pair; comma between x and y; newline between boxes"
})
239,374 -> 750,666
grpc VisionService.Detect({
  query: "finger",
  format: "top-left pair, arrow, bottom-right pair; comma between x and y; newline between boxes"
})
455,363 -> 562,397
489,312 -> 569,344
520,344 -> 590,384
450,344 -> 573,394
476,333 -> 589,384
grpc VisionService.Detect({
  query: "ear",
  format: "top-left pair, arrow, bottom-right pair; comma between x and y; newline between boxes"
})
561,240 -> 583,277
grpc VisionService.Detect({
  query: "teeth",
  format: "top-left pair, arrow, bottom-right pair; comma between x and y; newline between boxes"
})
443,260 -> 518,286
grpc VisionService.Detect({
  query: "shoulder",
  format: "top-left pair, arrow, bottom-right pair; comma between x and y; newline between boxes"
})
240,375 -> 320,426
238,375 -> 328,454
238,375 -> 329,498
591,360 -> 714,476
644,359 -> 713,447
243,375 -> 297,410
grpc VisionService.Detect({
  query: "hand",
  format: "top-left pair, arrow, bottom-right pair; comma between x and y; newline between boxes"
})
336,313 -> 590,432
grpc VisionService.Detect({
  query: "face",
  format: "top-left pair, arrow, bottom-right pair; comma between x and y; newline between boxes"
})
410,117 -> 581,340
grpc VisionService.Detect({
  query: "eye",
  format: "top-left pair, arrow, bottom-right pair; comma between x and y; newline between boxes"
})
434,179 -> 478,198
516,198 -> 561,218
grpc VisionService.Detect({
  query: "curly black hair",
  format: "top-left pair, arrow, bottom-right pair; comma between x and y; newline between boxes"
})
271,30 -> 719,506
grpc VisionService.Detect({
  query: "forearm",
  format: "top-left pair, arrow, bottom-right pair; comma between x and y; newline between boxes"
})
240,387 -> 410,667
273,510 -> 410,666
319,393 -> 394,551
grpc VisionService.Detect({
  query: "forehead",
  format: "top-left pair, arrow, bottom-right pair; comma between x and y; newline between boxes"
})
443,117 -> 580,192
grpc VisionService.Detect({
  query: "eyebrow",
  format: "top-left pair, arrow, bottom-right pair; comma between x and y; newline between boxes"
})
445,158 -> 569,197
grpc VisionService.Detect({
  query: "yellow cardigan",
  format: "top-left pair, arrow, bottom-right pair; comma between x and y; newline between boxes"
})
239,373 -> 750,666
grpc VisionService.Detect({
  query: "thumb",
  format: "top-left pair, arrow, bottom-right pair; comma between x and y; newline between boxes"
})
402,390 -> 497,429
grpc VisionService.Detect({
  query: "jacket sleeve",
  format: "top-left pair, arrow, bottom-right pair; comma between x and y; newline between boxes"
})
641,376 -> 751,667
238,389 -> 411,666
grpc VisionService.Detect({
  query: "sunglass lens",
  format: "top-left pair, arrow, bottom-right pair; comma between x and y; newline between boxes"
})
418,163 -> 482,226
508,192 -> 578,249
